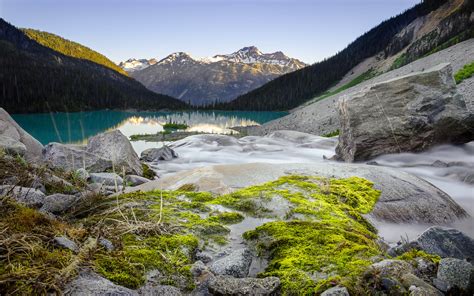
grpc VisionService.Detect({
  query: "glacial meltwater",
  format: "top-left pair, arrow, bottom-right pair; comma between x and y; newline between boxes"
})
13,111 -> 474,242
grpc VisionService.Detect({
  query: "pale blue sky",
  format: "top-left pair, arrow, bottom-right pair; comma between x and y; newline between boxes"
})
1,0 -> 419,64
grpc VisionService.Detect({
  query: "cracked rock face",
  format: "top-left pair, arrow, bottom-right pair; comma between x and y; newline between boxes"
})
335,63 -> 474,162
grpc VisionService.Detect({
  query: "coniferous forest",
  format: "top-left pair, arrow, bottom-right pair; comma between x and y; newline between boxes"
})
215,0 -> 472,111
0,19 -> 187,114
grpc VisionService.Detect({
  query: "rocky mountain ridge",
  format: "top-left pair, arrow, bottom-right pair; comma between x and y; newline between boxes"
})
120,46 -> 306,105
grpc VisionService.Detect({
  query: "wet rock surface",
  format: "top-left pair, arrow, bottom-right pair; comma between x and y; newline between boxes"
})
210,248 -> 252,278
141,145 -> 178,162
64,270 -> 137,296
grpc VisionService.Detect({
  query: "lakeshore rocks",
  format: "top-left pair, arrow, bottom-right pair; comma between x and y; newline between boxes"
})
0,185 -> 46,207
129,162 -> 467,224
433,258 -> 474,293
210,248 -> 253,278
90,172 -> 124,186
0,135 -> 27,156
389,226 -> 474,261
125,174 -> 150,186
207,276 -> 281,296
40,193 -> 78,214
140,145 -> 178,162
320,286 -> 350,296
43,142 -> 113,173
87,130 -> 143,175
54,236 -> 79,252
0,108 -> 44,162
335,63 -> 474,162
64,270 -> 137,296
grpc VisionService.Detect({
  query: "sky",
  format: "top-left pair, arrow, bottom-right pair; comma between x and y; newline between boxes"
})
1,0 -> 420,64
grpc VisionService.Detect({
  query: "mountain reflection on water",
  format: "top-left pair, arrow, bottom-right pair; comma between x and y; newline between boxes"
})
12,110 -> 288,145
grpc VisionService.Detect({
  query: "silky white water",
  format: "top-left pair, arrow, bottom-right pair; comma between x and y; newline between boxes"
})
130,132 -> 474,242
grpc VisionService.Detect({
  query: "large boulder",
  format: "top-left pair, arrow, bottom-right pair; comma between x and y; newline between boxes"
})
390,226 -> 474,261
43,142 -> 113,173
87,130 -> 143,175
433,258 -> 474,294
0,108 -> 43,162
0,135 -> 26,156
335,63 -> 474,162
140,145 -> 178,162
127,162 -> 467,224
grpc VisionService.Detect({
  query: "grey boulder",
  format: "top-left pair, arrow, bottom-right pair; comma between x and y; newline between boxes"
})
140,145 -> 178,162
64,269 -> 137,296
90,172 -> 124,186
87,130 -> 143,175
335,63 -> 474,162
433,258 -> 474,294
0,108 -> 44,162
43,142 -> 113,173
0,185 -> 46,207
207,276 -> 280,296
139,284 -> 182,296
210,248 -> 252,278
125,175 -> 150,186
0,135 -> 26,156
390,226 -> 474,261
320,286 -> 350,296
40,193 -> 78,214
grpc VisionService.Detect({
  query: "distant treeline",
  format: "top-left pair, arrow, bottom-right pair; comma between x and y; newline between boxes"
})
212,0 -> 457,111
0,19 -> 187,114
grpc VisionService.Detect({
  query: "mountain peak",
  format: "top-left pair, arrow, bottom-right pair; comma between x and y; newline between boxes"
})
157,52 -> 195,65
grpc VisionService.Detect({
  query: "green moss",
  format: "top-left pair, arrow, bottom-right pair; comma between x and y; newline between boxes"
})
209,212 -> 245,224
397,249 -> 440,264
163,122 -> 189,130
142,163 -> 156,180
454,60 -> 474,84
231,175 -> 382,295
322,130 -> 340,137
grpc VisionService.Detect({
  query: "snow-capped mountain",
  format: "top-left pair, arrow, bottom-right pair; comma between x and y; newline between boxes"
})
118,58 -> 157,72
119,46 -> 307,105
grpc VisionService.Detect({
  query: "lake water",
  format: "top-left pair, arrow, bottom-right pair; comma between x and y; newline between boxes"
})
12,110 -> 288,145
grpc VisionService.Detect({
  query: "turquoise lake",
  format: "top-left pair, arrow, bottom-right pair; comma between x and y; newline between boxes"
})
12,110 -> 288,145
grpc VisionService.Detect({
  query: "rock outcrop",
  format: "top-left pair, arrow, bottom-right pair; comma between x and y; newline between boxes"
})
335,63 -> 474,162
140,145 -> 178,162
128,162 -> 467,224
87,130 -> 143,175
207,276 -> 281,296
43,143 -> 113,173
0,135 -> 27,156
0,108 -> 43,162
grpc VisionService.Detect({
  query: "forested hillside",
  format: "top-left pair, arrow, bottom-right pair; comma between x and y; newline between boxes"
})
23,29 -> 128,76
217,0 -> 472,111
0,19 -> 187,113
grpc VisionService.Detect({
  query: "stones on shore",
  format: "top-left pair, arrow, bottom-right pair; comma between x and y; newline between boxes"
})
0,107 -> 44,162
40,193 -> 78,214
54,236 -> 79,253
0,135 -> 27,156
0,185 -> 46,207
89,172 -> 124,186
433,258 -> 474,294
64,269 -> 137,296
335,63 -> 474,162
87,130 -> 143,175
320,286 -> 350,296
210,248 -> 253,278
140,145 -> 178,162
388,226 -> 474,261
207,276 -> 281,296
125,174 -> 150,186
43,142 -> 113,173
